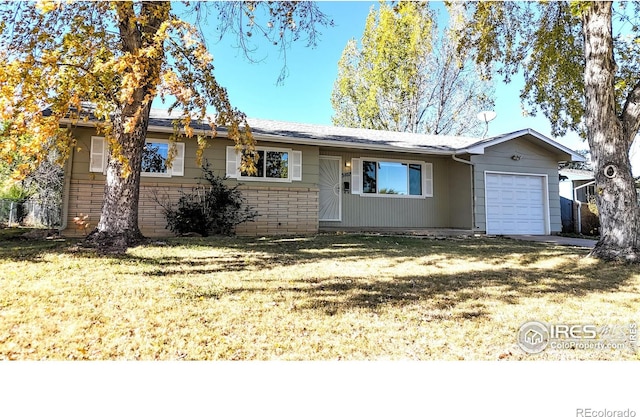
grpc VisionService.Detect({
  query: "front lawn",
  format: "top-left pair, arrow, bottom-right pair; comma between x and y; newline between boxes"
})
1,230 -> 638,359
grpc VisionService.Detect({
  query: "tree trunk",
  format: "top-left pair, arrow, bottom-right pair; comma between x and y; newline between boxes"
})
87,2 -> 170,252
582,2 -> 640,261
89,106 -> 151,250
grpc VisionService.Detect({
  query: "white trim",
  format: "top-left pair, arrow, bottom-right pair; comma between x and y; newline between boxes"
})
463,129 -> 586,162
319,156 -> 342,222
226,146 -> 239,178
89,136 -> 107,174
483,170 -> 550,235
291,150 -> 303,181
356,157 -> 433,198
350,158 -> 361,195
236,146 -> 295,183
170,142 -> 185,177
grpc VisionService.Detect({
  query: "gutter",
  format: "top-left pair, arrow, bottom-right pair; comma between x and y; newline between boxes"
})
573,180 -> 596,234
451,154 -> 473,166
58,125 -> 74,233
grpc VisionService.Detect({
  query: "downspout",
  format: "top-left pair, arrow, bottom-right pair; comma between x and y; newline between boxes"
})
451,154 -> 475,231
58,126 -> 74,233
573,180 -> 596,234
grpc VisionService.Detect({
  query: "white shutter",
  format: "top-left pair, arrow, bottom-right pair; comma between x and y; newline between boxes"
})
351,158 -> 361,195
226,146 -> 239,178
171,142 -> 185,176
424,162 -> 433,197
89,136 -> 106,174
291,150 -> 302,181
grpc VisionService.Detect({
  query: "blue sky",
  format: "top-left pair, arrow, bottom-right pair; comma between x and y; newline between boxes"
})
163,1 -> 589,154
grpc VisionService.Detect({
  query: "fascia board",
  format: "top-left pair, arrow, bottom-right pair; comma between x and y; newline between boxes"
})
61,118 -> 455,156
460,129 -> 587,162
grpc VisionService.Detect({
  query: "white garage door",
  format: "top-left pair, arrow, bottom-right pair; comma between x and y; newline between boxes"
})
485,173 -> 547,235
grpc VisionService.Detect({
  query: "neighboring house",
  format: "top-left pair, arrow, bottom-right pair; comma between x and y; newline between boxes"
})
59,110 -> 585,237
559,168 -> 595,203
558,168 -> 596,234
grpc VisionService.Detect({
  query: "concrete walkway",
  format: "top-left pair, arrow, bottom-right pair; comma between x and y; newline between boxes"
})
505,235 -> 596,248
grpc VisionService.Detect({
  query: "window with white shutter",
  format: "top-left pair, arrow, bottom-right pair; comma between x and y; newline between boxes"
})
89,136 -> 107,174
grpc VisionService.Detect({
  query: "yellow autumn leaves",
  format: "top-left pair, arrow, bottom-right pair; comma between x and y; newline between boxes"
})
1,1 -> 253,182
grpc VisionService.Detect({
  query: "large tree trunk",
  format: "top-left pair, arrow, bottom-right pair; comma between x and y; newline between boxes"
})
89,106 -> 151,249
582,2 -> 640,261
87,2 -> 170,252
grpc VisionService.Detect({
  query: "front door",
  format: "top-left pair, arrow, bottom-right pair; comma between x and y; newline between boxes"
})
319,156 -> 342,221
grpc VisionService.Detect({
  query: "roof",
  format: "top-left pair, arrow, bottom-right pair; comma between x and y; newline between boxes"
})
62,107 -> 586,161
559,168 -> 594,181
463,129 -> 586,162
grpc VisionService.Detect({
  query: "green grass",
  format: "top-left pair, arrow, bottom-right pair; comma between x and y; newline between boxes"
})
1,229 -> 638,360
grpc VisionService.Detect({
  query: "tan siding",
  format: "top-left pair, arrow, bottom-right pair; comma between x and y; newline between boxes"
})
447,159 -> 473,229
64,129 -> 322,236
471,138 -> 562,234
69,128 -> 318,187
318,148 -> 454,229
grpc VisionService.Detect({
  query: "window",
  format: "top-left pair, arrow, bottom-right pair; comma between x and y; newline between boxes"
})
585,184 -> 596,198
226,146 -> 302,182
142,141 -> 169,175
140,139 -> 184,177
89,137 -> 184,177
242,150 -> 289,179
351,158 -> 432,197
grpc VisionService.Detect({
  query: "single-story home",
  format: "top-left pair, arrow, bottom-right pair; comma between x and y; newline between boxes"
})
59,109 -> 585,237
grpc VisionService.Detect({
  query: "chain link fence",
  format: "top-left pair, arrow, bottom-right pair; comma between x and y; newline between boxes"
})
0,198 -> 61,228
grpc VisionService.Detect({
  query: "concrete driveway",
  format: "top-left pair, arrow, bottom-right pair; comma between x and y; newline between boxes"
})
505,235 -> 596,248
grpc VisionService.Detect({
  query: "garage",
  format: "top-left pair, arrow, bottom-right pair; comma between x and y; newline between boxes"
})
485,172 -> 548,235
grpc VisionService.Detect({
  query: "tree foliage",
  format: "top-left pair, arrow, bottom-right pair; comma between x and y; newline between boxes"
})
331,1 -> 494,136
1,1 -> 253,176
0,0 -> 330,250
453,1 -> 640,261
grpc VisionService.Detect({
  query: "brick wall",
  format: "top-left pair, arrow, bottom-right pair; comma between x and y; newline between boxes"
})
63,180 -> 319,237
64,179 -> 105,237
235,186 -> 319,235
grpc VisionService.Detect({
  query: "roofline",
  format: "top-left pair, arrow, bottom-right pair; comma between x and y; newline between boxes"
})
61,117 -> 456,156
460,128 -> 587,162
249,132 -> 455,155
61,119 -> 585,160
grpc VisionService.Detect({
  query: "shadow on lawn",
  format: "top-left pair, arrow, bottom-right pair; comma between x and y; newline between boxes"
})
3,231 -> 637,319
123,234 -> 592,271
0,233 -> 75,262
86,237 -> 577,285
150,235 -> 636,316
224,258 -> 637,317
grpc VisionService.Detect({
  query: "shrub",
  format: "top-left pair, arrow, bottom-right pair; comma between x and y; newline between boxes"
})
157,162 -> 257,236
